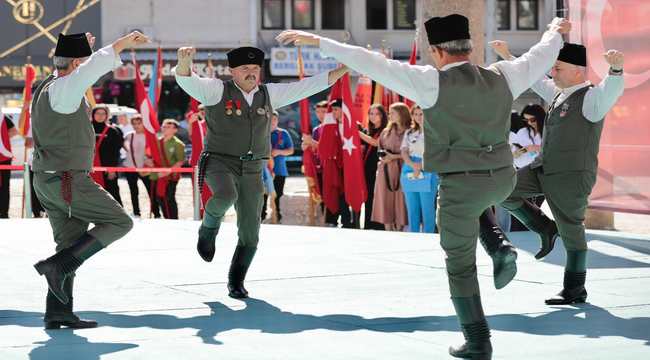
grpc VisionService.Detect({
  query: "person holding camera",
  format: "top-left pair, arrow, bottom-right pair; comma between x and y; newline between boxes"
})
371,103 -> 409,231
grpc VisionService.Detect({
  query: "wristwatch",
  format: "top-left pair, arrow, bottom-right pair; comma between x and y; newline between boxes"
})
609,67 -> 624,76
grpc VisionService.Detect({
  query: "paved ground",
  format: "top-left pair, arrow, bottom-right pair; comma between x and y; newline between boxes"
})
1,219 -> 649,359
7,176 -> 650,234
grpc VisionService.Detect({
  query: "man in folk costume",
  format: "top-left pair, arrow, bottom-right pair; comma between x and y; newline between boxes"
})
492,41 -> 625,305
174,45 -> 348,298
90,104 -> 124,204
278,14 -> 570,359
150,119 -> 185,219
31,32 -> 148,329
0,112 -> 19,218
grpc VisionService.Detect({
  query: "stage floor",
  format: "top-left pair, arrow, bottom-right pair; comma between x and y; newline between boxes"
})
1,219 -> 649,359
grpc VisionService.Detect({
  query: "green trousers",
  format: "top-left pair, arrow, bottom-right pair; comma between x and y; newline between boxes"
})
33,171 -> 133,250
203,154 -> 264,247
501,166 -> 595,252
437,166 -> 516,297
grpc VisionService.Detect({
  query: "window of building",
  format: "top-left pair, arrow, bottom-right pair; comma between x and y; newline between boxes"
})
322,0 -> 345,29
393,0 -> 415,29
292,0 -> 314,29
496,0 -> 511,30
262,0 -> 285,29
517,0 -> 538,30
366,0 -> 387,29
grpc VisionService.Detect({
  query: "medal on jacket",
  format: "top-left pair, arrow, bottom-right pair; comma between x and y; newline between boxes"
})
225,100 -> 233,116
257,107 -> 266,115
560,103 -> 570,117
235,100 -> 242,116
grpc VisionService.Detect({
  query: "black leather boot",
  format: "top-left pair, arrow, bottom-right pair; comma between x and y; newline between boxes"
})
449,295 -> 492,360
545,271 -> 587,305
508,199 -> 558,260
34,233 -> 103,304
197,224 -> 220,262
546,250 -> 588,305
227,245 -> 257,299
44,274 -> 98,329
478,209 -> 518,289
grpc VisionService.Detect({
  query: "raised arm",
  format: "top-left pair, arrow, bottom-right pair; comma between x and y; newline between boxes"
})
489,39 -> 556,103
490,18 -> 570,99
583,50 -> 625,122
51,32 -> 150,114
173,47 -> 224,106
276,31 -> 439,108
266,66 -> 346,110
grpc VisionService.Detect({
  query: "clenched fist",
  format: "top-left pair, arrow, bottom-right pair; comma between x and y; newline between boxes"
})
548,17 -> 571,34
175,47 -> 196,76
488,40 -> 512,60
112,31 -> 150,54
604,49 -> 624,71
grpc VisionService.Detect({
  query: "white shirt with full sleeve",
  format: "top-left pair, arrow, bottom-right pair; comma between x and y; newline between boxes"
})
318,29 -> 564,108
173,67 -> 331,110
530,75 -> 625,122
47,45 -> 123,114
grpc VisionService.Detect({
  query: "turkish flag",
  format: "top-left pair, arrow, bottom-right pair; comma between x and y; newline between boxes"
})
339,73 -> 367,212
133,55 -> 166,196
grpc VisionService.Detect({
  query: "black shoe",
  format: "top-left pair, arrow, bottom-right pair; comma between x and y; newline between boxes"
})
34,234 -> 103,304
44,274 -> 98,329
479,209 -> 518,289
197,225 -> 219,262
449,296 -> 492,360
545,271 -> 588,305
508,199 -> 558,260
227,246 -> 257,299
45,315 -> 98,329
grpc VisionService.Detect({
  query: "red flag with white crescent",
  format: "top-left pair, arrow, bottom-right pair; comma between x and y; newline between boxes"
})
340,73 -> 367,211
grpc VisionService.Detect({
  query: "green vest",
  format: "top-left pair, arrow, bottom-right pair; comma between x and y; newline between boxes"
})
204,81 -> 273,159
422,63 -> 514,173
530,86 -> 603,174
31,75 -> 94,171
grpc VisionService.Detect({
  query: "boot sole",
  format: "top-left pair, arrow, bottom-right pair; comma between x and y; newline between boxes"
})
545,296 -> 587,305
45,321 -> 98,329
449,348 -> 492,360
228,291 -> 248,299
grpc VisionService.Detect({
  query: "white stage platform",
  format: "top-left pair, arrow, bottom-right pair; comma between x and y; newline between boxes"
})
1,219 -> 649,359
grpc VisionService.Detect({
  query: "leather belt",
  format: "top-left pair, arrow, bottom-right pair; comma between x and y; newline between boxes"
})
441,165 -> 511,176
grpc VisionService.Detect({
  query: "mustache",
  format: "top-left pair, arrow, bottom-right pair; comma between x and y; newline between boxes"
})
245,74 -> 256,81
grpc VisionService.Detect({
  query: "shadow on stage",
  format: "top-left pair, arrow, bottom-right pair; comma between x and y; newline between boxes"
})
2,298 -> 649,354
27,330 -> 137,360
507,231 -> 650,269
